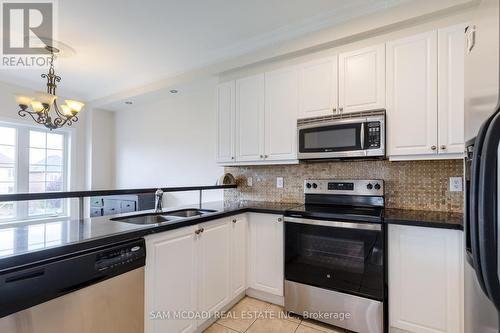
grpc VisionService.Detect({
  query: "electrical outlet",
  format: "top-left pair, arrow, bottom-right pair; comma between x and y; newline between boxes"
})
276,177 -> 284,188
450,177 -> 463,192
247,177 -> 253,187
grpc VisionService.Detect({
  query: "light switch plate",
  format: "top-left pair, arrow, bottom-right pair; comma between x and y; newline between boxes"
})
276,177 -> 284,188
247,177 -> 253,187
450,177 -> 463,192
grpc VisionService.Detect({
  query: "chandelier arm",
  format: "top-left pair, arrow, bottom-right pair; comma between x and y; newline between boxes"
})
18,109 -> 46,124
52,100 -> 66,118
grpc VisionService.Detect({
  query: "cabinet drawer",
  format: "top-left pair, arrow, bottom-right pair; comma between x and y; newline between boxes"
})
103,199 -> 121,216
120,200 -> 136,213
90,207 -> 103,217
90,197 -> 104,207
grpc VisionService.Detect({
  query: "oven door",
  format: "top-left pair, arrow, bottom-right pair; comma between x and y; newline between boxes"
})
284,217 -> 384,301
297,118 -> 366,159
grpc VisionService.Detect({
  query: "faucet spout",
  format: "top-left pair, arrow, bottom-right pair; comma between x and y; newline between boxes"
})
154,189 -> 164,213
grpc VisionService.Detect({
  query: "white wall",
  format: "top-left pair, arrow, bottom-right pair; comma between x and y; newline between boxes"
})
88,108 -> 116,189
114,82 -> 224,206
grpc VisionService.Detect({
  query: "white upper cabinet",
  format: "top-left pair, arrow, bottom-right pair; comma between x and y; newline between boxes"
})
298,56 -> 338,119
216,81 -> 235,163
389,225 -> 463,333
338,44 -> 386,113
438,23 -> 466,155
387,31 -> 439,157
265,66 -> 298,161
235,74 -> 265,162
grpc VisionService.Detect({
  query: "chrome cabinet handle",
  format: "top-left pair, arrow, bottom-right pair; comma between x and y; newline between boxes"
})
232,219 -> 237,223
277,217 -> 283,222
195,228 -> 204,235
431,145 -> 437,151
440,145 -> 447,150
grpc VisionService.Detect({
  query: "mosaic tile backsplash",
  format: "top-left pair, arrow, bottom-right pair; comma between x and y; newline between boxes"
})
224,159 -> 464,213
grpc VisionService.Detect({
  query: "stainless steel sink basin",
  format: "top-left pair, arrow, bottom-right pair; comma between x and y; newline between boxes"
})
111,208 -> 217,225
112,214 -> 181,225
164,209 -> 216,218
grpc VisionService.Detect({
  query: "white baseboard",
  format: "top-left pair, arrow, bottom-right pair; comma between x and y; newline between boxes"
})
245,288 -> 284,306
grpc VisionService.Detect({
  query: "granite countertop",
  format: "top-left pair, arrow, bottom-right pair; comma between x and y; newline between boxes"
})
0,200 -> 299,273
384,208 -> 463,230
0,200 -> 463,273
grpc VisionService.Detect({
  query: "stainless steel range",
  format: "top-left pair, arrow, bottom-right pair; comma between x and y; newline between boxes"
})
284,179 -> 385,333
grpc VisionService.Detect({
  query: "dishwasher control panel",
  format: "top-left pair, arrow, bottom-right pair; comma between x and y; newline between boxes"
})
95,239 -> 146,272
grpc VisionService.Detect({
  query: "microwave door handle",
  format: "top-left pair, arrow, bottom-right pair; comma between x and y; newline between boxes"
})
360,122 -> 365,149
478,108 -> 500,310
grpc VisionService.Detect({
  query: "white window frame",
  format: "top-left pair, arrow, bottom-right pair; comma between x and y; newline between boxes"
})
0,121 -> 72,223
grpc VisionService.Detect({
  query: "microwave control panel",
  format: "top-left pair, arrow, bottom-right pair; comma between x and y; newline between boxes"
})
366,122 -> 381,149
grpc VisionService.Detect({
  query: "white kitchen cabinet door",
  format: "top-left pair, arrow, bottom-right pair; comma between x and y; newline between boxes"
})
235,74 -> 265,162
197,218 -> 231,313
298,56 -> 338,119
230,214 -> 247,297
389,225 -> 463,333
216,81 -> 235,163
264,67 -> 298,161
339,44 -> 385,113
247,213 -> 284,296
145,227 -> 198,333
438,23 -> 467,156
387,31 -> 438,157
198,218 -> 231,315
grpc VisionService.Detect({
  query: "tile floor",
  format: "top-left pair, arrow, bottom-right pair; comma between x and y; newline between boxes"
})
204,297 -> 351,333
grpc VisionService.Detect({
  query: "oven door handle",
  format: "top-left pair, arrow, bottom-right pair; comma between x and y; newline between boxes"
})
284,216 -> 381,231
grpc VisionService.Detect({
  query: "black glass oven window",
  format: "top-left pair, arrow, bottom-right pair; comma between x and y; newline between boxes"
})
299,123 -> 362,153
285,222 -> 383,300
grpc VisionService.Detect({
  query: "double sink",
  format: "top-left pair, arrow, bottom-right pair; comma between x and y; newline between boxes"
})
111,208 -> 216,225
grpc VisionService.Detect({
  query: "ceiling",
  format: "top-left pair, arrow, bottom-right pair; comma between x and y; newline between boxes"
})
0,0 -> 416,103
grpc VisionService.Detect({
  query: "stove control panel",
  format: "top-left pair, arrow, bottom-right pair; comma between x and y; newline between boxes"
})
304,179 -> 384,196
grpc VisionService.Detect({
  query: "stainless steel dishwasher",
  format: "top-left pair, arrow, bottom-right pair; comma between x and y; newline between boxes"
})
0,238 -> 146,333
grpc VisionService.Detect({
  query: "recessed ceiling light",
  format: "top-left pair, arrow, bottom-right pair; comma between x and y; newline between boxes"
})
125,101 -> 133,105
170,89 -> 178,94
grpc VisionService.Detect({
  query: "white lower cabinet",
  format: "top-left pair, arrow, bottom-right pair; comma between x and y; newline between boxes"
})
145,218 -> 235,333
388,224 -> 463,333
197,218 -> 231,316
230,214 -> 247,297
247,213 -> 284,297
145,226 -> 198,333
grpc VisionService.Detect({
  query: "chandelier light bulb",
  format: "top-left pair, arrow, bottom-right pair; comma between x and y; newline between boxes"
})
31,101 -> 45,113
64,100 -> 84,113
15,94 -> 32,107
36,92 -> 57,106
60,104 -> 73,117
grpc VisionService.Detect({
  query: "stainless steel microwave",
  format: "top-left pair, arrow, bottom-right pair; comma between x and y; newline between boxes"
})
297,111 -> 385,160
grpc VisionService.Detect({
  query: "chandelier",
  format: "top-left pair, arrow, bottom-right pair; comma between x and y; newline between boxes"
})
14,46 -> 84,130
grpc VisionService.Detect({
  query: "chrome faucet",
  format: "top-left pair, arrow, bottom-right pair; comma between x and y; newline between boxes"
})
154,189 -> 164,213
